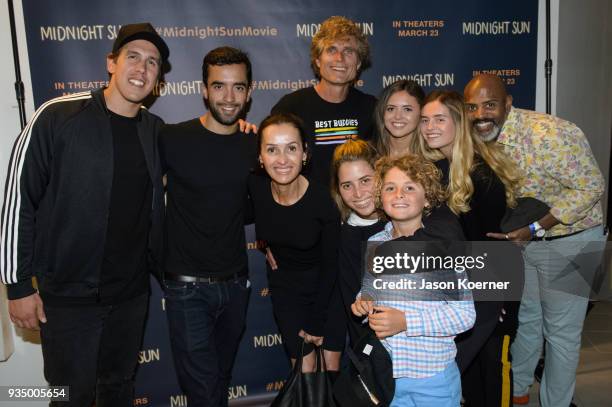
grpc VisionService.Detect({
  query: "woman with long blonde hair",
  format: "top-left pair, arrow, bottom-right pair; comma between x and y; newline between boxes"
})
418,90 -> 522,407
418,90 -> 520,218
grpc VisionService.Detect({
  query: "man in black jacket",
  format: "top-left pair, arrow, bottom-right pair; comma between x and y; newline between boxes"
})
0,23 -> 168,407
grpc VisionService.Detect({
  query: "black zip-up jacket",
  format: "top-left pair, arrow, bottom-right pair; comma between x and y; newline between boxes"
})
0,89 -> 164,300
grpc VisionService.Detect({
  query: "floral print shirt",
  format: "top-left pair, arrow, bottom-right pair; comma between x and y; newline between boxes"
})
497,107 -> 604,236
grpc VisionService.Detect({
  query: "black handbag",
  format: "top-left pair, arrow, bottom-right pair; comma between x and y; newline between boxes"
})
271,339 -> 337,407
333,330 -> 395,407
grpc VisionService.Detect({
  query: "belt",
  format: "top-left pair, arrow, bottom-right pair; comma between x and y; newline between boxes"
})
532,229 -> 584,241
164,272 -> 246,284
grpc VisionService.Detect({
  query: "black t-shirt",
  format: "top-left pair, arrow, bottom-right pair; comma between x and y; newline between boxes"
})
99,111 -> 152,302
160,119 -> 256,277
248,174 -> 340,335
271,86 -> 376,187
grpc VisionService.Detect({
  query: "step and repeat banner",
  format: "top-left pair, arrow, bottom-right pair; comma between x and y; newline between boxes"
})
19,0 -> 538,405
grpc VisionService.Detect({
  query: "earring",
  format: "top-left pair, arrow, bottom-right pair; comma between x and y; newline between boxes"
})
302,159 -> 307,167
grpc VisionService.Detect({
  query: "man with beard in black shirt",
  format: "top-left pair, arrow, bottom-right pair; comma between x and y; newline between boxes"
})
159,47 -> 255,407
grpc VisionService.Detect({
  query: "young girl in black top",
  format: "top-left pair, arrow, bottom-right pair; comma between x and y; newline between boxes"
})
330,140 -> 385,346
249,113 -> 343,373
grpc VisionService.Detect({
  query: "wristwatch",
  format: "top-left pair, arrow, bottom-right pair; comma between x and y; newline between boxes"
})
529,221 -> 546,238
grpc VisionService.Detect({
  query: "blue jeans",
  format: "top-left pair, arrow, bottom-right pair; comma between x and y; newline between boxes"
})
164,274 -> 250,407
390,362 -> 461,407
511,225 -> 607,406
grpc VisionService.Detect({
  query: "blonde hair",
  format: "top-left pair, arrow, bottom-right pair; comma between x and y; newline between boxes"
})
330,140 -> 378,221
310,16 -> 371,80
416,90 -> 520,214
374,154 -> 447,219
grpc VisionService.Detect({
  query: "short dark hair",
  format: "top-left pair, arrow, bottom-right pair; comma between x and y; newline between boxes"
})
257,113 -> 311,168
202,46 -> 252,86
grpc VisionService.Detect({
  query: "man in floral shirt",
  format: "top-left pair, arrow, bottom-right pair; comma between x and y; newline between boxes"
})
464,74 -> 606,407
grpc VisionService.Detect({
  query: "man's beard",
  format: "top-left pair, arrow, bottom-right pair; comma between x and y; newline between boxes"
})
472,119 -> 501,142
206,99 -> 247,126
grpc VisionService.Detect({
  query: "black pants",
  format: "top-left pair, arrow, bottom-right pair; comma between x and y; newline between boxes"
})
461,302 -> 519,407
461,332 -> 514,407
40,293 -> 148,407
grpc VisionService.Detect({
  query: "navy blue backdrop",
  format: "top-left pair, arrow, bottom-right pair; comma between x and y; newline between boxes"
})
20,0 -> 538,405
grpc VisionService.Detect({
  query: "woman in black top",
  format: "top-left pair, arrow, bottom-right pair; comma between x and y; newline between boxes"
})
249,113 -> 343,372
418,90 -> 521,407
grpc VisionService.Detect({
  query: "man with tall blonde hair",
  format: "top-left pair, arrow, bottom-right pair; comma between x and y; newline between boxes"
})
272,16 -> 376,187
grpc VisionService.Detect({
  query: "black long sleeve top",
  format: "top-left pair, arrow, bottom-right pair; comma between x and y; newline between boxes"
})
248,174 -> 340,336
459,158 -> 508,240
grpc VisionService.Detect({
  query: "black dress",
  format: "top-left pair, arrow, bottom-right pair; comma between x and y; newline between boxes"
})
248,174 -> 343,358
442,157 -> 522,407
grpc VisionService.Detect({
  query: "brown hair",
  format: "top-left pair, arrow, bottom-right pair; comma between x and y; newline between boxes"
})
374,79 -> 425,156
257,113 -> 311,170
374,154 -> 447,218
310,16 -> 371,80
330,140 -> 378,221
